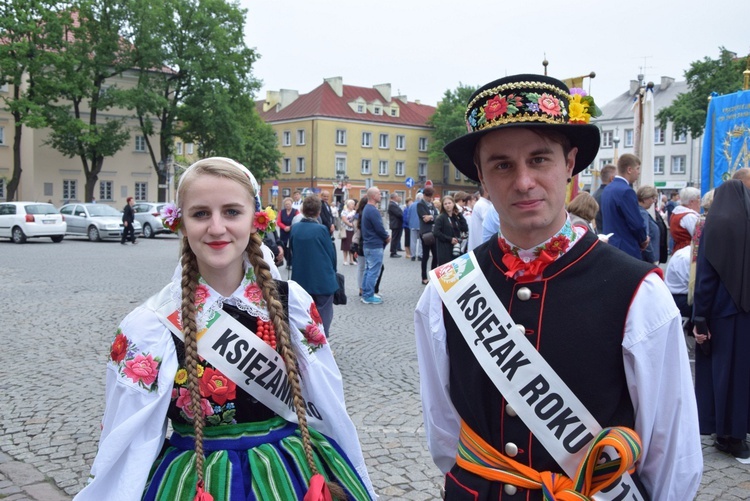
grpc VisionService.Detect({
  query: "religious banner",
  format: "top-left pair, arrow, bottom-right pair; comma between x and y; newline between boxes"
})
701,89 -> 750,195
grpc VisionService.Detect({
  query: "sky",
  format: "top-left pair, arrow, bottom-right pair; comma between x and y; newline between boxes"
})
240,0 -> 750,110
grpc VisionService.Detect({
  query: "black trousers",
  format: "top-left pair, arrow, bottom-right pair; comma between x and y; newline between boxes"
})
121,222 -> 136,243
390,227 -> 403,255
421,237 -> 436,280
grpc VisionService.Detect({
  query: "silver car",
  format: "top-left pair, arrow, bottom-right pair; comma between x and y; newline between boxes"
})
0,202 -> 67,243
133,202 -> 174,238
59,203 -> 142,241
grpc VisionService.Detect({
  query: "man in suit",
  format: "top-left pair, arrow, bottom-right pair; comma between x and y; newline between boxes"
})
601,153 -> 649,259
592,164 -> 615,234
388,193 -> 404,257
319,190 -> 335,240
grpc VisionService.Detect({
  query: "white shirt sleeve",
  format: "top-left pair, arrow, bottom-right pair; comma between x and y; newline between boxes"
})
285,281 -> 376,499
414,283 -> 461,474
74,308 -> 179,501
622,273 -> 703,500
680,211 -> 699,237
261,243 -> 281,279
481,206 -> 500,244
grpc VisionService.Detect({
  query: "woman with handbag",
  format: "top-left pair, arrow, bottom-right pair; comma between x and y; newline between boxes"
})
416,187 -> 439,284
432,195 -> 469,267
339,199 -> 356,265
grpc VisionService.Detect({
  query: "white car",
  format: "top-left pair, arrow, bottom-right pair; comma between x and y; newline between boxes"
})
59,203 -> 142,241
0,202 -> 67,243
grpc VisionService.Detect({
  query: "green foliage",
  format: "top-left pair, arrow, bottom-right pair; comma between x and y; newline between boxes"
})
426,84 -> 477,164
657,48 -> 745,138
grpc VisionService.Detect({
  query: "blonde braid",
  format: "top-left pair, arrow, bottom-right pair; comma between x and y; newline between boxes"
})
246,234 -> 347,500
179,237 -> 208,488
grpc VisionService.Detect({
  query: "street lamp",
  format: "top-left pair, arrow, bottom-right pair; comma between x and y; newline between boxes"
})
613,133 -> 621,165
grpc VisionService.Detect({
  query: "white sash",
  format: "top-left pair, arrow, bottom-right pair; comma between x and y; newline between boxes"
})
430,252 -> 644,501
148,286 -> 328,433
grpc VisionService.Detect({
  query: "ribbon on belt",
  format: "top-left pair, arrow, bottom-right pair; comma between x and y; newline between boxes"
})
457,420 -> 642,501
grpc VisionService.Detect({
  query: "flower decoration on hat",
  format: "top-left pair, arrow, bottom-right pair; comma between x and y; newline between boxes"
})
160,203 -> 182,232
253,206 -> 277,238
568,88 -> 602,124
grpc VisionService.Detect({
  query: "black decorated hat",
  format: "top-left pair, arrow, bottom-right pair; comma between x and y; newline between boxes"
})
444,74 -> 601,182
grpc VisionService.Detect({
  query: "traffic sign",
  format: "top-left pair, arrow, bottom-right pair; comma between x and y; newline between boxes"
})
425,179 -> 433,188
271,185 -> 279,194
405,177 -> 415,188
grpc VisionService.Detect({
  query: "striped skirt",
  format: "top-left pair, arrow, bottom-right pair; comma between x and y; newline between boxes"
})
143,417 -> 371,501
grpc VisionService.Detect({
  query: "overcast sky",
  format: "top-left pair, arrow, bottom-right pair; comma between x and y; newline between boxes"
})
241,0 -> 749,109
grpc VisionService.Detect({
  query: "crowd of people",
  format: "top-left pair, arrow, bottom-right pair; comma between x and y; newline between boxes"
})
76,73 -> 750,501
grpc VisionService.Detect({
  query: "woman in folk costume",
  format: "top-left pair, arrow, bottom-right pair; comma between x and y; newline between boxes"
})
75,157 -> 375,501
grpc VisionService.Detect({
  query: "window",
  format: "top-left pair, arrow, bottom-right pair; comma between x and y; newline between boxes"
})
582,165 -> 593,175
357,104 -> 364,113
361,159 -> 371,175
186,143 -> 194,155
296,157 -> 306,173
335,155 -> 347,176
601,131 -> 613,148
296,129 -> 305,145
99,181 -> 113,201
282,158 -> 291,174
63,180 -> 77,200
282,188 -> 291,198
624,129 -> 634,147
0,179 -> 4,199
599,158 -> 613,169
671,155 -> 686,174
419,137 -> 428,152
0,126 -> 5,145
395,161 -> 405,176
654,127 -> 665,144
135,182 -> 147,201
176,142 -> 183,155
654,156 -> 665,175
0,83 -> 8,93
396,135 -> 405,150
335,129 -> 346,145
378,160 -> 389,176
135,135 -> 146,152
418,159 -> 427,177
44,183 -> 53,197
673,130 -> 687,143
454,167 -> 461,180
283,131 -> 291,146
390,108 -> 398,117
379,133 -> 389,149
362,132 -> 372,148
373,106 -> 381,115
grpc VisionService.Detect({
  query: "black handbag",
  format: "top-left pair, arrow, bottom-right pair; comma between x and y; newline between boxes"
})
421,231 -> 435,247
333,272 -> 347,305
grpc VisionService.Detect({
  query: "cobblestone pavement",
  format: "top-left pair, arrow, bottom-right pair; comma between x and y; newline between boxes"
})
0,234 -> 748,500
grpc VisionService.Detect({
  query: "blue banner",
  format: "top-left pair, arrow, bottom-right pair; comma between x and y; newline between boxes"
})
701,90 -> 750,195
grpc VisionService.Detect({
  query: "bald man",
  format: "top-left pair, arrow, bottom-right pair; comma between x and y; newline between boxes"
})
732,167 -> 750,190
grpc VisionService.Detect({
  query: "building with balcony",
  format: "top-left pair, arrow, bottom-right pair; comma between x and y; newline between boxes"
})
581,77 -> 701,194
256,77 -> 476,210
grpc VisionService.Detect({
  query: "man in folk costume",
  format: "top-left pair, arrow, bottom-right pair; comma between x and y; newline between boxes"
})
414,74 -> 702,500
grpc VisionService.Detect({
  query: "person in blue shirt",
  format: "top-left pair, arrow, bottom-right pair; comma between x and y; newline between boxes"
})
360,187 -> 390,304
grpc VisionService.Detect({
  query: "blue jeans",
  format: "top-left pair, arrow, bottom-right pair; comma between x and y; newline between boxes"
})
362,247 -> 384,299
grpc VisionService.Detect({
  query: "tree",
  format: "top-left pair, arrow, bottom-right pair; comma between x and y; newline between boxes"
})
658,48 -> 745,138
0,0 -> 66,201
127,0 -> 263,201
44,1 -> 135,202
426,84 -> 477,165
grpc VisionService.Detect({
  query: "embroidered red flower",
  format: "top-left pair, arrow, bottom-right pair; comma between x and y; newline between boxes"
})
194,284 -> 210,307
484,95 -> 509,121
498,238 -> 512,254
304,323 -> 327,346
546,235 -> 570,255
110,333 -> 128,363
123,354 -> 159,386
244,283 -> 263,303
309,302 -> 323,326
176,388 -> 214,419
199,367 -> 237,405
538,93 -> 562,117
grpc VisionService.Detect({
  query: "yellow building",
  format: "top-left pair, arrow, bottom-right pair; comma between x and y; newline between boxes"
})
0,75 -> 193,206
256,77 -> 476,209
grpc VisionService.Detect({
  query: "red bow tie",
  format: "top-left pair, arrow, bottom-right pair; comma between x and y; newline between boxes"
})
501,249 -> 556,282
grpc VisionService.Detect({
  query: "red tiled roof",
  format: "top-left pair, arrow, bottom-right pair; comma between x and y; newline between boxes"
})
257,80 -> 436,127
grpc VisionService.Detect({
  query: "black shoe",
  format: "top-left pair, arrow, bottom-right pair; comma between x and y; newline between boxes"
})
729,439 -> 750,459
411,256 -> 416,261
121,242 -> 126,245
714,436 -> 730,453
390,254 -> 400,258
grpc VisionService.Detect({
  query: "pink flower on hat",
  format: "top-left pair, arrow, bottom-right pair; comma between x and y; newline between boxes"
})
538,93 -> 562,117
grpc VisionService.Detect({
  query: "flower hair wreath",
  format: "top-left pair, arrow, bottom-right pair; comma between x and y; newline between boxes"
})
160,203 -> 277,238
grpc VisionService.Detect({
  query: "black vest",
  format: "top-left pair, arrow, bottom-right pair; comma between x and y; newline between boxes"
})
443,231 -> 655,500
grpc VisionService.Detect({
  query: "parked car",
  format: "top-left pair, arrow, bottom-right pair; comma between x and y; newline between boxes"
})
0,202 -> 67,243
59,203 -> 142,241
133,202 -> 173,238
